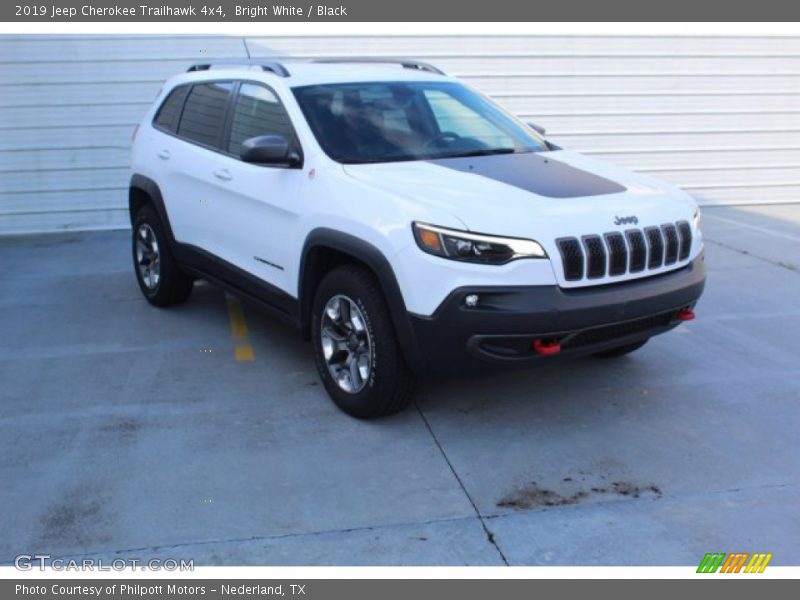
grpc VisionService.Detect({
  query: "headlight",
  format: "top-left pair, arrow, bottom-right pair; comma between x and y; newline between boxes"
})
693,208 -> 702,231
412,222 -> 546,265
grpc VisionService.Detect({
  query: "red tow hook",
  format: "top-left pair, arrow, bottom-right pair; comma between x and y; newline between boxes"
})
677,307 -> 696,322
533,339 -> 561,355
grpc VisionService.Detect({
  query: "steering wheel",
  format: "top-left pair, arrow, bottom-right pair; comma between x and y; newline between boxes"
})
423,131 -> 461,150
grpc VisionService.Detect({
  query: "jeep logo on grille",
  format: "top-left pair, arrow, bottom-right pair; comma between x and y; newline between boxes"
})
614,215 -> 639,226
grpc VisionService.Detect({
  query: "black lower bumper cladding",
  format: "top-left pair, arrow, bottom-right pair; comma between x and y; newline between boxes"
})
407,255 -> 706,374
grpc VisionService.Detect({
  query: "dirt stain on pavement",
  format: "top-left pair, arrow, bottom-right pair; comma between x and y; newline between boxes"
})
497,479 -> 662,510
37,485 -> 111,547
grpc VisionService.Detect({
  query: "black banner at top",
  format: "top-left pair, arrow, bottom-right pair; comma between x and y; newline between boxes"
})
3,0 -> 800,22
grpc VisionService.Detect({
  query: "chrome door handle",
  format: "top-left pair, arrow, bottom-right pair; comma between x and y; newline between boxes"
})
157,149 -> 170,160
213,169 -> 232,181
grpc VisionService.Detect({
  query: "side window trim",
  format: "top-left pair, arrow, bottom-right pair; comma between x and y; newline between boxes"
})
220,79 -> 304,165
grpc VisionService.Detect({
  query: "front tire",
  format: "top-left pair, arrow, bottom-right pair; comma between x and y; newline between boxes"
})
132,205 -> 193,307
311,265 -> 415,418
593,339 -> 648,358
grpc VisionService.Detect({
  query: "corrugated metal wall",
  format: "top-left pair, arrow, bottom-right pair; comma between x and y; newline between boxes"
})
2,34 -> 799,234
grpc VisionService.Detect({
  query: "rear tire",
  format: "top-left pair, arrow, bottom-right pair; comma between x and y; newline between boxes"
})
593,339 -> 648,358
132,204 -> 193,307
311,265 -> 415,418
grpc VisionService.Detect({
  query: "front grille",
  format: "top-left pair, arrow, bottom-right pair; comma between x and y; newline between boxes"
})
604,232 -> 628,276
626,230 -> 647,273
662,223 -> 679,265
582,235 -> 606,279
677,220 -> 692,261
644,226 -> 664,269
556,237 -> 584,281
563,311 -> 676,349
557,220 -> 692,282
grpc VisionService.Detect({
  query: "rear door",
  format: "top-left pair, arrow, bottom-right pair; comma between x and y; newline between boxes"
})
158,80 -> 235,254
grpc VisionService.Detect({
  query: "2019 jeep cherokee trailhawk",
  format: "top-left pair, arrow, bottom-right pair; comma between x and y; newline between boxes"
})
130,58 -> 705,418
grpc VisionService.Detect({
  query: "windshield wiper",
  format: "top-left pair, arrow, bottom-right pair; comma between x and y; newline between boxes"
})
433,148 -> 517,159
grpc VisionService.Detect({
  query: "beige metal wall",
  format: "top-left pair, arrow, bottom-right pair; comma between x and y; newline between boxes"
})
2,34 -> 799,234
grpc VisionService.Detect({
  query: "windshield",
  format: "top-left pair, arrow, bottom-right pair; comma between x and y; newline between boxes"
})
292,81 -> 548,164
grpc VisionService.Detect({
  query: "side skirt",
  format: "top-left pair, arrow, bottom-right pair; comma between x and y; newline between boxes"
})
173,242 -> 302,330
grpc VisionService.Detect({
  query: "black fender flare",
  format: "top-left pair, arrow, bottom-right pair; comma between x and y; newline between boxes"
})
299,228 -> 423,373
129,174 -> 176,244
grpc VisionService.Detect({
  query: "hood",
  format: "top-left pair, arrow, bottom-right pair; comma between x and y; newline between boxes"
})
343,150 -> 697,245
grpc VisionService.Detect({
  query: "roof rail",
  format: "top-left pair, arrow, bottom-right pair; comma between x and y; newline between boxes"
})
312,58 -> 445,75
187,59 -> 290,78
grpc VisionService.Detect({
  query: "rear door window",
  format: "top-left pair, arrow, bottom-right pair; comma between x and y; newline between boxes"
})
177,81 -> 234,148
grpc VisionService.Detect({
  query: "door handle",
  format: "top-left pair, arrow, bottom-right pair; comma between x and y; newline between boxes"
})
157,149 -> 170,160
213,168 -> 233,181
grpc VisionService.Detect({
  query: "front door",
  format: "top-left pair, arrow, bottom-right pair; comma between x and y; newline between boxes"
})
203,82 -> 304,295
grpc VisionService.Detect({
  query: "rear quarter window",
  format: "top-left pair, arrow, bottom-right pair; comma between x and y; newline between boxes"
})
153,85 -> 189,133
176,81 -> 234,148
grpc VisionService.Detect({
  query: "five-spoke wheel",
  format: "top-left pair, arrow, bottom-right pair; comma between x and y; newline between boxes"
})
311,265 -> 415,418
135,223 -> 161,291
131,204 -> 193,306
320,294 -> 373,393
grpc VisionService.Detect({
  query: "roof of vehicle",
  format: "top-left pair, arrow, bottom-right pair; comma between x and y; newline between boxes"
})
176,59 -> 455,88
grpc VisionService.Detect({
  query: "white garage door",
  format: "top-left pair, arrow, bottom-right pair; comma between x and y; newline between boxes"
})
1,34 -> 799,234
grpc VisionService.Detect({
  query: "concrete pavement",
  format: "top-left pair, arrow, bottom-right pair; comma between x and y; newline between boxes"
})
1,204 -> 798,565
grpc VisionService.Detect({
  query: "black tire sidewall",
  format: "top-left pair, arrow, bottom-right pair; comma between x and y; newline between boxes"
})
132,205 -> 192,306
132,206 -> 164,300
311,267 -> 409,418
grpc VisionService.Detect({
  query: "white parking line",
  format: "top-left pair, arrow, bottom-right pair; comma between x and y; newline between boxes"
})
704,213 -> 800,243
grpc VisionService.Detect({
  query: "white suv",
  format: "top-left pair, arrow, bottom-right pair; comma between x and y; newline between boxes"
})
130,58 -> 705,418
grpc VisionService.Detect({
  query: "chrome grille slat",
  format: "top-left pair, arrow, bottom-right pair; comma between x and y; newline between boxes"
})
558,221 -> 692,283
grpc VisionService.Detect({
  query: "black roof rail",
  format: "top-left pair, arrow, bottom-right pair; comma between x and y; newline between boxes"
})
187,59 -> 290,78
312,57 -> 445,75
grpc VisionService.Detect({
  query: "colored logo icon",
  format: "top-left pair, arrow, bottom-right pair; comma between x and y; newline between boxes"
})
697,553 -> 773,573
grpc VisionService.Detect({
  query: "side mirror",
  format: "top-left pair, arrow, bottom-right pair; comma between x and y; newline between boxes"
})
240,135 -> 301,167
528,122 -> 546,136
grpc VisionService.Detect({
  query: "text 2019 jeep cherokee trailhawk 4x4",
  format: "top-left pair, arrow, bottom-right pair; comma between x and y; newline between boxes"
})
130,58 -> 705,418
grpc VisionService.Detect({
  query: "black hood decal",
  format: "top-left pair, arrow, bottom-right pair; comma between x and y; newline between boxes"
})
427,152 -> 626,198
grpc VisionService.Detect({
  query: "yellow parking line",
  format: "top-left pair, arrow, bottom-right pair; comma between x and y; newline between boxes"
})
225,294 -> 255,362
234,344 -> 254,361
226,294 -> 248,340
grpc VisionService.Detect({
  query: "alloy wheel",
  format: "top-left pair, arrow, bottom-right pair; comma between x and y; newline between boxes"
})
135,223 -> 161,290
320,294 -> 373,393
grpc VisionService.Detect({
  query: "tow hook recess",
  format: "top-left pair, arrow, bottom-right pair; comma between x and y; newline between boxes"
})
533,339 -> 561,355
677,307 -> 696,322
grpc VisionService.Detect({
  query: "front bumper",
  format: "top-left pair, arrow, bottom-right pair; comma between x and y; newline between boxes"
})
406,254 -> 705,374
